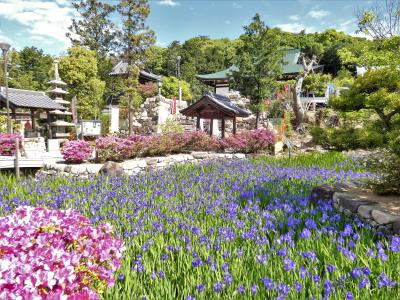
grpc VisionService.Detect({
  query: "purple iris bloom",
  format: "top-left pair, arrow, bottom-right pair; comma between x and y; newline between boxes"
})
299,228 -> 311,239
345,291 -> 354,300
251,284 -> 258,295
196,284 -> 205,293
283,257 -> 295,271
238,284 -> 246,294
327,264 -> 336,273
261,277 -> 274,290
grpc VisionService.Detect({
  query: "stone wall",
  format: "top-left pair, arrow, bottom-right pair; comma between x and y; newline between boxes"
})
128,93 -> 275,136
310,184 -> 400,236
129,96 -> 194,134
39,152 -> 247,178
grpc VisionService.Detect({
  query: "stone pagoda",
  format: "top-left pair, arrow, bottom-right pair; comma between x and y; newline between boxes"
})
47,60 -> 74,140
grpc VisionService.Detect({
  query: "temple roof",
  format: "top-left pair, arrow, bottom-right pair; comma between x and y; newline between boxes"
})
196,49 -> 323,85
180,91 -> 250,119
196,65 -> 239,81
109,60 -> 162,82
0,87 -> 65,110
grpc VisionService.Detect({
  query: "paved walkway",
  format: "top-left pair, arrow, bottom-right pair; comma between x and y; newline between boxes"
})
0,150 -> 63,169
343,187 -> 400,215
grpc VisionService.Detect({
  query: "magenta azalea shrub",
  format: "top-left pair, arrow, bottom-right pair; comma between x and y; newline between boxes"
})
62,140 -> 93,163
0,133 -> 22,156
96,136 -> 141,162
221,128 -> 275,153
0,206 -> 125,300
95,129 -> 275,161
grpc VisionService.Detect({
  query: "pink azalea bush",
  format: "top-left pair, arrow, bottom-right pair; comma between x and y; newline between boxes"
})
96,136 -> 142,161
62,140 -> 93,163
221,128 -> 275,153
0,133 -> 22,156
0,206 -> 125,299
94,129 -> 275,161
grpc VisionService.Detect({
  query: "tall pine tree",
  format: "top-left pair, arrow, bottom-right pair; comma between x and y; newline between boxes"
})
67,0 -> 117,56
116,0 -> 155,134
232,14 -> 284,128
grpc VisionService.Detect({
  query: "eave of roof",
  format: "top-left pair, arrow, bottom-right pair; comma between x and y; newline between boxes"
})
109,60 -> 161,81
180,91 -> 250,118
0,87 -> 65,110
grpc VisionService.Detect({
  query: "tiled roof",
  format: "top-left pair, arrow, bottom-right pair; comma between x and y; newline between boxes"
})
180,91 -> 250,118
0,87 -> 65,110
205,92 -> 250,117
109,60 -> 161,82
196,65 -> 239,80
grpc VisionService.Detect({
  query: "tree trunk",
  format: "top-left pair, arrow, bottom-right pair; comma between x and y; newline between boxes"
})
293,77 -> 305,125
128,93 -> 132,135
292,55 -> 318,128
375,108 -> 396,130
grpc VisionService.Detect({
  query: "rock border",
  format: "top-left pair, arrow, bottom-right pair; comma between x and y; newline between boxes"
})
310,183 -> 400,236
38,152 -> 247,178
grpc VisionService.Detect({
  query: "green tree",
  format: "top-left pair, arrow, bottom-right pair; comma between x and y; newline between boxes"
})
232,14 -> 284,128
59,47 -> 105,119
303,73 -> 332,96
116,0 -> 155,134
8,47 -> 52,91
67,0 -> 117,56
330,67 -> 400,131
161,76 -> 192,100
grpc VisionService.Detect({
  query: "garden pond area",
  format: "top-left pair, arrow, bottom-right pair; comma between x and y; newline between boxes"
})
1,152 -> 400,299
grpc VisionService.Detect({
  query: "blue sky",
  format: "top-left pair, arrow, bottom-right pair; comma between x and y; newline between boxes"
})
0,0 -> 373,55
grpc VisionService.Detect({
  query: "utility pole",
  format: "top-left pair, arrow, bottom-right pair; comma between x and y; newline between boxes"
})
0,42 -> 11,133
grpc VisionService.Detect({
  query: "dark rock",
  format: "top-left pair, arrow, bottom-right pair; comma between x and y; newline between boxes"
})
393,221 -> 400,235
309,185 -> 335,205
99,161 -> 125,177
339,197 -> 376,213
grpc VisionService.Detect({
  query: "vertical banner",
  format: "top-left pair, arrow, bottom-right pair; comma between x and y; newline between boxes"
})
171,97 -> 177,114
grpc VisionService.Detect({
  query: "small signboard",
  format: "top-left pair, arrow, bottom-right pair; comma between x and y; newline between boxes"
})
78,120 -> 101,136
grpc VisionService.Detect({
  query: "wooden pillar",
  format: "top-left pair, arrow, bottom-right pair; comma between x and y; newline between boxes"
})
31,109 -> 36,132
11,108 -> 16,119
233,116 -> 237,135
209,118 -> 213,137
196,116 -> 200,130
221,118 -> 225,138
46,110 -> 52,139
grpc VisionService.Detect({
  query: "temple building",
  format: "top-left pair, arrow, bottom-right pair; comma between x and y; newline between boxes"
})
196,49 -> 323,95
109,60 -> 162,84
106,60 -> 162,133
180,91 -> 250,137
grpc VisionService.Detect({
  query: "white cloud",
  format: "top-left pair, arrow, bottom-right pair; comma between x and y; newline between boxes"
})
275,23 -> 317,33
289,15 -> 300,21
158,0 -> 180,7
308,10 -> 330,19
233,2 -> 243,9
224,20 -> 231,25
0,29 -> 12,44
0,0 -> 74,48
337,18 -> 357,34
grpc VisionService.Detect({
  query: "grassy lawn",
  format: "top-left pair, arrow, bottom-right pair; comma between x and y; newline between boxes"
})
1,152 -> 399,299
